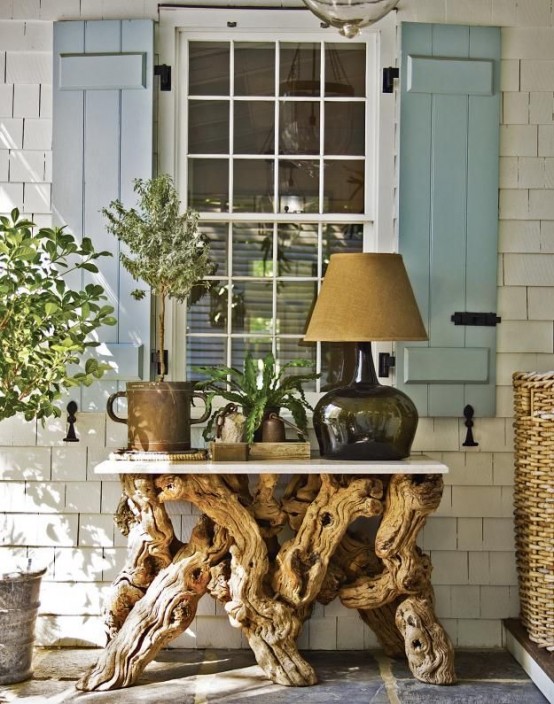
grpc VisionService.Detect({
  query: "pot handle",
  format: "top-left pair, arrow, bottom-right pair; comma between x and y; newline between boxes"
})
190,392 -> 212,424
106,391 -> 127,424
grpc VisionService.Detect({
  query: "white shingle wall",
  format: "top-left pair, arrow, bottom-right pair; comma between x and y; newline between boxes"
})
0,0 -> 550,650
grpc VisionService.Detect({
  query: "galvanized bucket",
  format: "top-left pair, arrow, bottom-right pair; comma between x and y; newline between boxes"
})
0,568 -> 46,684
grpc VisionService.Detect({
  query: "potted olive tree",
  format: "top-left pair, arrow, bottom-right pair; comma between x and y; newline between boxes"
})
195,352 -> 319,443
102,175 -> 214,453
0,209 -> 116,685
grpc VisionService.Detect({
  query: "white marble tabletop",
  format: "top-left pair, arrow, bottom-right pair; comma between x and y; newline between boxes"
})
94,454 -> 448,476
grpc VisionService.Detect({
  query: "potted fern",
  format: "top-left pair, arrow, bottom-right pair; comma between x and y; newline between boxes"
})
194,352 -> 319,443
0,209 -> 116,685
102,175 -> 214,452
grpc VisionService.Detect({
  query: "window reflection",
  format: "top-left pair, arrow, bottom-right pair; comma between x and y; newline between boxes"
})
235,43 -> 275,97
233,160 -> 273,212
233,224 -> 274,276
184,37 -> 370,382
323,160 -> 364,213
325,102 -> 365,156
325,44 -> 366,97
189,100 -> 229,154
234,101 -> 274,155
278,160 -> 319,213
188,158 -> 228,211
276,281 -> 317,336
189,42 -> 230,96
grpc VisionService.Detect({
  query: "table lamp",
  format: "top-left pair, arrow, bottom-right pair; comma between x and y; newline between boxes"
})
304,253 -> 427,460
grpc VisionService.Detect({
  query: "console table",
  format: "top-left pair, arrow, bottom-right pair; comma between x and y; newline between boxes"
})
77,455 -> 456,691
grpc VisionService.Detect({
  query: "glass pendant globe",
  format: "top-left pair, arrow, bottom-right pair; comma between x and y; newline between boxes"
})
302,0 -> 399,38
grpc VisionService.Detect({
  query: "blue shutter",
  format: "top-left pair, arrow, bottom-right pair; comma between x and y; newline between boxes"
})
396,23 -> 501,418
52,20 -> 153,411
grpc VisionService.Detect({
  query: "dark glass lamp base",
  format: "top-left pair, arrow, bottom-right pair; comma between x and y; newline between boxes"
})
313,382 -> 419,460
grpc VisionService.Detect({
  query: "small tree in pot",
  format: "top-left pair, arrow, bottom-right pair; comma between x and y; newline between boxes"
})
102,175 -> 214,452
103,174 -> 214,380
0,209 -> 116,685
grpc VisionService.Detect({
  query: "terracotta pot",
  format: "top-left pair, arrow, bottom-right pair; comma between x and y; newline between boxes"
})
106,381 -> 211,452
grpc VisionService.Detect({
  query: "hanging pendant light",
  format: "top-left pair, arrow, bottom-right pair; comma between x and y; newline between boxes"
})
302,0 -> 399,38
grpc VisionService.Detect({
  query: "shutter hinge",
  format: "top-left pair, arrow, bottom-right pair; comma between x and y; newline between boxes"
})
154,64 -> 172,91
378,352 -> 396,377
382,67 -> 399,93
451,312 -> 501,326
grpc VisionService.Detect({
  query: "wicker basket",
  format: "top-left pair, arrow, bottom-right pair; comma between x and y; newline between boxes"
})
512,371 -> 554,651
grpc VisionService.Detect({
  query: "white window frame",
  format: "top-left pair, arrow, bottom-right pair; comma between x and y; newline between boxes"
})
157,7 -> 397,383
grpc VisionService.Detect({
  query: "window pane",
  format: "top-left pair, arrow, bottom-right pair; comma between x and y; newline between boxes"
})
234,101 -> 274,155
275,281 -> 316,335
231,338 -> 273,372
188,287 -> 218,333
235,43 -> 275,97
278,160 -> 319,213
280,101 -> 320,155
280,43 -> 320,97
323,159 -> 364,213
323,223 -> 364,258
187,336 -> 227,380
233,159 -> 274,213
188,283 -> 247,333
233,281 -> 275,334
188,158 -> 228,211
277,339 -> 318,391
198,222 -> 229,275
189,42 -> 230,96
277,224 -> 318,276
324,102 -> 365,156
233,223 -> 274,277
325,44 -> 366,97
189,100 -> 229,154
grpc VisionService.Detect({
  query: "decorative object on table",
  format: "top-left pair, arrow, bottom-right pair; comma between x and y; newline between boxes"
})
215,403 -> 246,443
209,403 -> 249,461
102,174 -> 214,452
301,0 -> 399,38
106,381 -> 210,453
194,351 -> 319,443
109,448 -> 208,462
0,210 -> 117,684
261,412 -> 286,442
512,371 -> 554,651
210,442 -> 249,461
304,253 -> 427,460
248,441 -> 311,460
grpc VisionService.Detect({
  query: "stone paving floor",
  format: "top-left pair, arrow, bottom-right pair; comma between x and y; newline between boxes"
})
0,648 -> 549,704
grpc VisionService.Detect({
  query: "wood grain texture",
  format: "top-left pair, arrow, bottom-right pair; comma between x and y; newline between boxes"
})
79,470 -> 455,691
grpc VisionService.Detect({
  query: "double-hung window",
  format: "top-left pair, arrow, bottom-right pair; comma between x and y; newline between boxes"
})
158,8 -> 395,391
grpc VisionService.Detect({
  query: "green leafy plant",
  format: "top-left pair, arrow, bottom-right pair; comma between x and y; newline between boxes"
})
194,352 -> 319,443
0,210 -> 117,421
102,174 -> 214,379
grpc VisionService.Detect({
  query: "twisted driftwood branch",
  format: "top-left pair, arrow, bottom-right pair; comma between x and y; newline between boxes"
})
77,515 -> 229,691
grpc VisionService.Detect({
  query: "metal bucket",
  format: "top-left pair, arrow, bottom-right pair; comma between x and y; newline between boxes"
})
0,568 -> 46,684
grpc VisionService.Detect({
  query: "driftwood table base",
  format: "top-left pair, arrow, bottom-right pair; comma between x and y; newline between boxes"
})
77,469 -> 456,691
